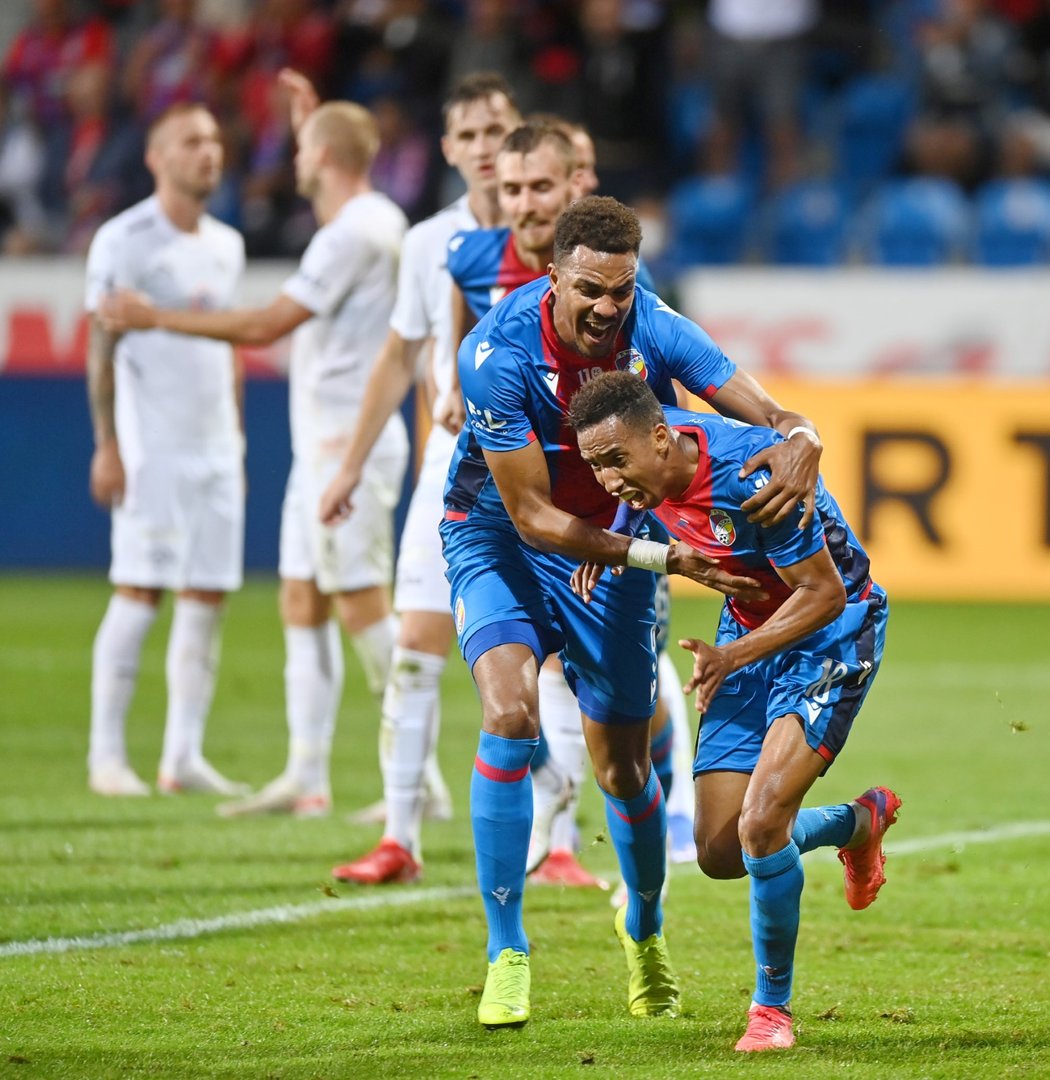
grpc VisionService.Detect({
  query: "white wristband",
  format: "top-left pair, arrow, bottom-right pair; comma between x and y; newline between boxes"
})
786,425 -> 820,445
625,538 -> 670,573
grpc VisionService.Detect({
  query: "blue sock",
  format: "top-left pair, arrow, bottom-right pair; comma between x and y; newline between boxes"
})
650,721 -> 674,803
742,841 -> 803,1009
531,727 -> 550,770
603,767 -> 666,941
471,731 -> 538,962
792,803 -> 855,854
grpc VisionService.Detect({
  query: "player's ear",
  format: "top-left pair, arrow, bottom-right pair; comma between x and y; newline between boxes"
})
653,422 -> 670,456
548,262 -> 559,293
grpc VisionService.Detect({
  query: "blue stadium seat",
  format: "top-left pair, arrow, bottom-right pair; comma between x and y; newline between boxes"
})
835,74 -> 915,199
861,178 -> 970,266
665,175 -> 754,268
763,180 -> 850,266
972,179 -> 1050,266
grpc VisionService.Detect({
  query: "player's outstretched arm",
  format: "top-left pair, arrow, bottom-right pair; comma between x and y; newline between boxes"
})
318,329 -> 426,525
708,368 -> 822,529
86,315 -> 124,508
487,441 -> 765,601
99,289 -> 312,347
679,545 -> 845,712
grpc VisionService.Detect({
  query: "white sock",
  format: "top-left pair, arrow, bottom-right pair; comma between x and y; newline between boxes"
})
285,621 -> 344,793
537,664 -> 586,852
159,598 -> 223,777
382,647 -> 446,857
89,594 -> 158,770
352,613 -> 399,793
659,650 -> 695,820
351,613 -> 398,698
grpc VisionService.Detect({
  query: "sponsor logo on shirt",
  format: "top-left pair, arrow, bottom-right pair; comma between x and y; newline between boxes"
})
474,340 -> 494,369
709,508 -> 736,547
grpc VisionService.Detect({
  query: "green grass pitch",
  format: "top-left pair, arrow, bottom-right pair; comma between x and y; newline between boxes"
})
1,575 -> 1048,1079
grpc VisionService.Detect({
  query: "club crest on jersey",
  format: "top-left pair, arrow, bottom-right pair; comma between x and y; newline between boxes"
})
709,508 -> 736,547
455,596 -> 466,634
615,348 -> 647,380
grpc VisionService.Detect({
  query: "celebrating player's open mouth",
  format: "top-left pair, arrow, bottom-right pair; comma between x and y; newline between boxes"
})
582,317 -> 616,350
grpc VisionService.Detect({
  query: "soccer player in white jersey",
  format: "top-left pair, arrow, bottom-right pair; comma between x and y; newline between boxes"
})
311,73 -> 520,883
100,72 -> 408,818
85,103 -> 249,798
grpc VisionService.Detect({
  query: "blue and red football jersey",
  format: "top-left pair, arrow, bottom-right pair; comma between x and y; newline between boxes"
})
445,278 -> 737,528
447,227 -> 541,319
651,407 -> 874,629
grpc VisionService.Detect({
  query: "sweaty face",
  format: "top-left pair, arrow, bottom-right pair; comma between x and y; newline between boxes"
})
442,93 -> 520,192
497,143 -> 575,256
577,415 -> 669,511
549,247 -> 637,358
151,108 -> 223,200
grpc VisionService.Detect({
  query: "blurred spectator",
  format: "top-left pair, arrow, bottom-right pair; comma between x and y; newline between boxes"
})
2,0 -> 114,129
370,94 -> 432,218
999,0 -> 1050,175
701,0 -> 819,189
2,0 -> 115,215
62,62 -> 147,253
0,91 -> 45,253
122,0 -> 220,124
905,0 -> 1016,189
446,0 -> 533,101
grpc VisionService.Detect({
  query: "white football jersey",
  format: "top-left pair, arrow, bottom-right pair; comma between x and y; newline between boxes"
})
282,190 -> 408,456
389,194 -> 478,419
85,196 -> 245,460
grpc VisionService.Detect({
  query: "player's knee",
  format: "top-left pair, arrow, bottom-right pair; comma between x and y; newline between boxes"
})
695,838 -> 746,880
737,804 -> 793,860
593,757 -> 648,799
481,699 -> 538,740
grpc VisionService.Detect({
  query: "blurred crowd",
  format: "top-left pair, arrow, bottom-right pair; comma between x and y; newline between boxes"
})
5,0 -> 1050,264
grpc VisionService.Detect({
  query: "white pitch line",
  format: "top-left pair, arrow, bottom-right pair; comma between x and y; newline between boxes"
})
4,821 -> 1050,960
0,885 -> 475,959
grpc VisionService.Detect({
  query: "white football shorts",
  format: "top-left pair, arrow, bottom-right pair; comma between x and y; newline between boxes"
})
110,451 -> 244,592
393,424 -> 457,614
279,441 -> 408,595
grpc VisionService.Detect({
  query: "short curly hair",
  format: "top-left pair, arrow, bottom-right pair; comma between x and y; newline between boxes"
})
567,371 -> 664,435
553,196 -> 642,264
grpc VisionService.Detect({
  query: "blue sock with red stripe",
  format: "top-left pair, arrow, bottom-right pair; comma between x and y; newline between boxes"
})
471,731 -> 539,961
792,804 -> 855,854
649,720 -> 674,802
742,841 -> 803,1008
602,767 -> 666,941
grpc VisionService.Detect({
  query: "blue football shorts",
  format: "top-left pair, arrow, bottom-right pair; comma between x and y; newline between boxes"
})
693,584 -> 888,776
441,513 -> 658,724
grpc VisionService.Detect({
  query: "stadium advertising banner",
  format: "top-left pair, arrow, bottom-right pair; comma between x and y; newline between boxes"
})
677,269 -> 1050,600
2,261 -> 1049,596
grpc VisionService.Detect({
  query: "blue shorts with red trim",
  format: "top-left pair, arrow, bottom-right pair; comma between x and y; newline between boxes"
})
693,583 -> 888,777
441,511 -> 658,725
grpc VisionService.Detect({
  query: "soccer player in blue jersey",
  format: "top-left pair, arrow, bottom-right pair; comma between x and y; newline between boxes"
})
441,195 -> 825,1028
567,371 -> 900,1053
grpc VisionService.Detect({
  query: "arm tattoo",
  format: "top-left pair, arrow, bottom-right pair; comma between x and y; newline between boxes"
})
87,316 -> 118,446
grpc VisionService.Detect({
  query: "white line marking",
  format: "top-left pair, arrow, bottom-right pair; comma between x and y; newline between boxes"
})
0,885 -> 475,959
4,821 -> 1049,960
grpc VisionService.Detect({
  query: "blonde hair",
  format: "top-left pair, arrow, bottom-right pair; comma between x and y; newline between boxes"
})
306,102 -> 380,173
